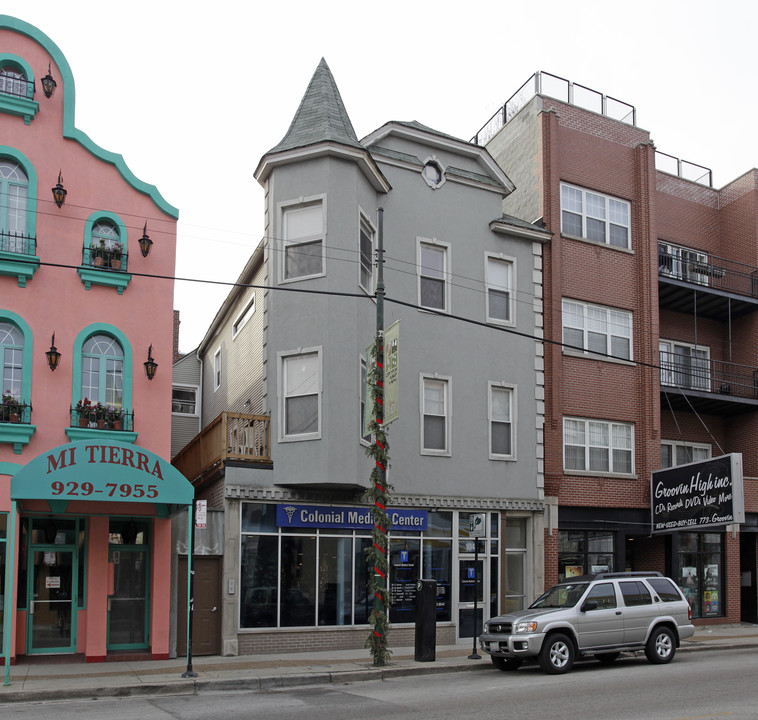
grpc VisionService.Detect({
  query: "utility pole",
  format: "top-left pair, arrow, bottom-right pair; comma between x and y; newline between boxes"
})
367,207 -> 392,666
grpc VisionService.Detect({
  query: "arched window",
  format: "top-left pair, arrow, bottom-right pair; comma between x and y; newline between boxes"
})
81,334 -> 124,408
0,55 -> 38,123
0,313 -> 35,443
92,221 -> 120,247
89,220 -> 123,268
79,213 -> 130,291
0,320 -> 23,400
0,159 -> 28,241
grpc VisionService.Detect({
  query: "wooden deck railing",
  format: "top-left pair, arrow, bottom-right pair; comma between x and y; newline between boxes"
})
172,412 -> 271,482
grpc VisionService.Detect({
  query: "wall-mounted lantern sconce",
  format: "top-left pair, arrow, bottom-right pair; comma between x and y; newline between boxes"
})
41,62 -> 57,98
138,222 -> 153,257
52,171 -> 67,208
45,332 -> 61,371
144,345 -> 158,380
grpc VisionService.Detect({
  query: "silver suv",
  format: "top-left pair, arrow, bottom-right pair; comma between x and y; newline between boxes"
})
479,571 -> 694,674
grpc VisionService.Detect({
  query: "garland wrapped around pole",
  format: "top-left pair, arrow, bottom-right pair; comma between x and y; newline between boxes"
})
365,206 -> 392,666
365,339 -> 392,666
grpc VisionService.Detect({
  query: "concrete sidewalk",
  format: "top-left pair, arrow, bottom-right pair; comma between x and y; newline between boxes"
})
1,623 -> 757,704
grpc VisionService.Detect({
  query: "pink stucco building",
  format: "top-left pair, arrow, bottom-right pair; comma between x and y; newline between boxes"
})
0,15 -> 191,665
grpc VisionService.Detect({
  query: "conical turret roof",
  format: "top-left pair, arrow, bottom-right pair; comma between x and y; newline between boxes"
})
266,58 -> 363,155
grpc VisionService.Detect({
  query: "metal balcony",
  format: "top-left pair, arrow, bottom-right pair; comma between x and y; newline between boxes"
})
659,353 -> 758,415
658,243 -> 758,319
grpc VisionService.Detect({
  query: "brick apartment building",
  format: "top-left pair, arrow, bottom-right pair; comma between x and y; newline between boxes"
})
480,72 -> 758,625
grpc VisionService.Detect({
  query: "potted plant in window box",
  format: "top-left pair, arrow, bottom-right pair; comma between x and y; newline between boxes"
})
110,244 -> 123,270
75,397 -> 93,426
91,241 -> 105,267
95,402 -> 107,428
2,391 -> 21,423
107,405 -> 123,430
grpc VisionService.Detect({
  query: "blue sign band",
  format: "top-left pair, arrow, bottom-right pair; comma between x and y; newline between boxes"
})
277,503 -> 427,531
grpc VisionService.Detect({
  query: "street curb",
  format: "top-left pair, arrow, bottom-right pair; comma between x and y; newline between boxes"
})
1,642 -> 757,704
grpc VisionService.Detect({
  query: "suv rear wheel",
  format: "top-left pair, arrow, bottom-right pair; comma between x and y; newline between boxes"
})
539,633 -> 575,674
645,626 -> 676,664
491,656 -> 522,671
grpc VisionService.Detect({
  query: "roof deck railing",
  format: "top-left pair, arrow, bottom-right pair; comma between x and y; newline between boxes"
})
472,72 -> 712,187
471,71 -> 636,147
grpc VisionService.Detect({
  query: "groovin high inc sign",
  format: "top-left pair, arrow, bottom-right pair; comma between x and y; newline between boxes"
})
651,453 -> 744,533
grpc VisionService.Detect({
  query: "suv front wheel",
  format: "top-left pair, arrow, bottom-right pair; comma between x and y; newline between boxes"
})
539,632 -> 575,674
645,626 -> 676,664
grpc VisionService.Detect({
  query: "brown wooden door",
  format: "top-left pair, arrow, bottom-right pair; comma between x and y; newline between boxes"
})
177,556 -> 221,656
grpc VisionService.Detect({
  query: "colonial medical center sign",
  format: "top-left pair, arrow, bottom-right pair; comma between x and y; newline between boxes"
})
651,453 -> 744,533
277,503 -> 427,531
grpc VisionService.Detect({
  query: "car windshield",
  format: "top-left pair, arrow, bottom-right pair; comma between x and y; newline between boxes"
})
530,582 -> 589,609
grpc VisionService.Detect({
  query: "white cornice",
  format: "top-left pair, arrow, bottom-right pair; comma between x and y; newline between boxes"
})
255,142 -> 391,192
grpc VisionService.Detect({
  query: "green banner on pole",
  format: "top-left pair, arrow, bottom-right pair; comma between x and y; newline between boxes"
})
384,321 -> 399,425
363,341 -> 375,438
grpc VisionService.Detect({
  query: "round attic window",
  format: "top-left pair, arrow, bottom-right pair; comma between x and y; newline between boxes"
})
422,160 -> 443,188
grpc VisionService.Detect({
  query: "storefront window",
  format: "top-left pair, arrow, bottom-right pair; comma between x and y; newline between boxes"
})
281,535 -> 316,626
318,536 -> 353,626
677,532 -> 723,619
559,530 -> 615,579
239,503 -> 456,629
390,538 -> 420,623
240,535 -> 278,628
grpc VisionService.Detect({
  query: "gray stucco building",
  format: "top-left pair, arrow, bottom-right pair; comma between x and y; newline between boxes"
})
172,59 -> 551,656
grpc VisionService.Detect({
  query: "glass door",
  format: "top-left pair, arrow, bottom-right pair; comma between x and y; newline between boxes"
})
456,511 -> 499,643
28,549 -> 76,654
457,555 -> 486,641
107,547 -> 149,649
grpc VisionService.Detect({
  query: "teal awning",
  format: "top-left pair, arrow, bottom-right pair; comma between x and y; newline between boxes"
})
10,439 -> 193,514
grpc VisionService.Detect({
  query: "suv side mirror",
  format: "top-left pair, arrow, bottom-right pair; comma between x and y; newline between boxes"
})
581,600 -> 598,612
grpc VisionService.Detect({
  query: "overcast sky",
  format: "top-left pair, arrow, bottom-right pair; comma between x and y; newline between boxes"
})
16,0 -> 758,353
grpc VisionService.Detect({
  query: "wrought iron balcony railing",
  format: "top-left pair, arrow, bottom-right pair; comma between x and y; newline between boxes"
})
0,401 -> 32,424
0,230 -> 36,255
81,245 -> 128,272
0,74 -> 34,99
71,406 -> 134,431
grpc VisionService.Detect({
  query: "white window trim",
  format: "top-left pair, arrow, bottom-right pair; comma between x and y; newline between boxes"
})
485,253 -> 516,327
562,298 -> 633,362
419,372 -> 451,456
421,155 -> 446,190
358,209 -> 376,297
560,182 -> 631,249
232,293 -> 256,339
661,440 -> 712,469
172,384 -> 200,417
278,346 -> 322,442
563,416 -> 635,477
417,238 -> 451,314
278,194 -> 327,284
488,381 -> 516,460
213,346 -> 222,391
